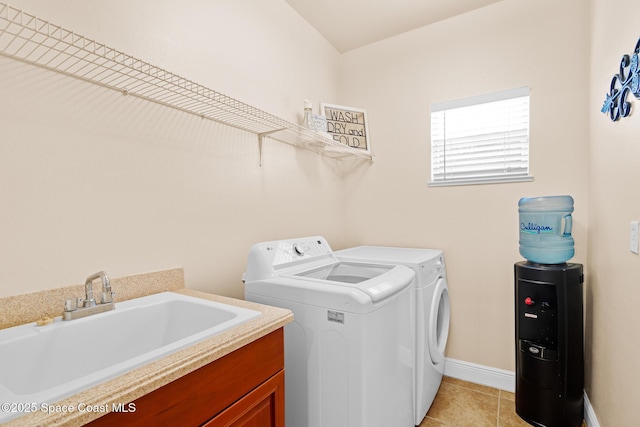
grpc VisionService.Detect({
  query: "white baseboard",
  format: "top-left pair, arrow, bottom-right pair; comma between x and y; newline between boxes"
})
583,392 -> 600,427
444,357 -> 516,392
443,358 -> 600,427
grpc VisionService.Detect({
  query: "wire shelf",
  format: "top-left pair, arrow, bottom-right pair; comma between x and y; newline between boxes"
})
0,2 -> 372,163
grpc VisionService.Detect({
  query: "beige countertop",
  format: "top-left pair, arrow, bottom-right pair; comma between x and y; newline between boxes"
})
1,270 -> 293,427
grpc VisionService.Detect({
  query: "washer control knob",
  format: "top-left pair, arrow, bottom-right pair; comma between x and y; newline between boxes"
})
525,297 -> 535,306
293,244 -> 305,256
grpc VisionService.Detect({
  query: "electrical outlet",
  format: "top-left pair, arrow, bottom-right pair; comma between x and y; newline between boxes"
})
631,221 -> 639,254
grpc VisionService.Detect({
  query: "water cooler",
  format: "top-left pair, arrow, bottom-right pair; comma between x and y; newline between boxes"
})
515,196 -> 584,427
515,262 -> 584,427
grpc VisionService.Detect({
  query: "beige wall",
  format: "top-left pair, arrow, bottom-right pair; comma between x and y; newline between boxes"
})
337,0 -> 590,373
2,0 -> 637,425
0,0 -> 345,298
588,0 -> 640,424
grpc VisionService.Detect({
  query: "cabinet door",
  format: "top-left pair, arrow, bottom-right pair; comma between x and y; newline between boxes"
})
205,370 -> 284,427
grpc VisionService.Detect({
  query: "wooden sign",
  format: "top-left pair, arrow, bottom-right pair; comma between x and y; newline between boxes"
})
321,103 -> 371,153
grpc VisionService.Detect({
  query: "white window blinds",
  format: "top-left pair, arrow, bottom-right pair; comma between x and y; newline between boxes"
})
429,86 -> 532,186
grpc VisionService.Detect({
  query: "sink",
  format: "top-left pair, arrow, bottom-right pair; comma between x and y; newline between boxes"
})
0,292 -> 261,422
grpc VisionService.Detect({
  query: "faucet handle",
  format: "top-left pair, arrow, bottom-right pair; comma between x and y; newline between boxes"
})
64,299 -> 76,312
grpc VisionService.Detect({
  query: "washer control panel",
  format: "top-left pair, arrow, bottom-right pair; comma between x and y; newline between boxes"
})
264,237 -> 333,267
263,236 -> 333,269
244,236 -> 335,282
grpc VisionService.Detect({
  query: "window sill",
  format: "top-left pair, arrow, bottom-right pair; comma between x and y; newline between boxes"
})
428,175 -> 534,187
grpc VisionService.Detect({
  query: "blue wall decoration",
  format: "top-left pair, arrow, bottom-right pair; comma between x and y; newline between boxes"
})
602,38 -> 640,121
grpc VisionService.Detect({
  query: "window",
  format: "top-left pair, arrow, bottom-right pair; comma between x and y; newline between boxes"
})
429,86 -> 532,186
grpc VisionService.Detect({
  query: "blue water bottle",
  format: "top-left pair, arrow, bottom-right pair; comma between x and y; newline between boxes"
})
518,195 -> 575,264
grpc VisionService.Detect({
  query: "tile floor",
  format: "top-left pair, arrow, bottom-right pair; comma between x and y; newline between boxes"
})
419,376 -> 587,427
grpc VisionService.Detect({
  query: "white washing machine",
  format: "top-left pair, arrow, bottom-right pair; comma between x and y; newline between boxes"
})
243,236 -> 415,427
335,246 -> 451,426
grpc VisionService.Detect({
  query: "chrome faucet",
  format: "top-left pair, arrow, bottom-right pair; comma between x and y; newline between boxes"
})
84,271 -> 113,307
63,271 -> 115,320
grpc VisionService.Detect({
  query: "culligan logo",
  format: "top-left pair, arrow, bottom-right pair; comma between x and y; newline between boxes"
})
521,222 -> 554,234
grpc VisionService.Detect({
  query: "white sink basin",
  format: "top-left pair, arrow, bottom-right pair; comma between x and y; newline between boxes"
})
0,292 -> 261,422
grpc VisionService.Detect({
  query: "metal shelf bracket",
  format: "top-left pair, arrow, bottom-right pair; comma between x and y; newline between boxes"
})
257,128 -> 286,166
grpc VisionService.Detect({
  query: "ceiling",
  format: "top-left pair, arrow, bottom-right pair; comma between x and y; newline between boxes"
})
285,0 -> 503,53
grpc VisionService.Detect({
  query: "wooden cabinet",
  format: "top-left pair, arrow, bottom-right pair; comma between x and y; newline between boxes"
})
87,328 -> 284,427
205,370 -> 284,427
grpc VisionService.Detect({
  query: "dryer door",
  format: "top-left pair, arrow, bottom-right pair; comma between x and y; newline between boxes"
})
428,278 -> 451,367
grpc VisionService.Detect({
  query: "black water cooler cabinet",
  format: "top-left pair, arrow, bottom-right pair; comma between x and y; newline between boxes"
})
514,261 -> 584,427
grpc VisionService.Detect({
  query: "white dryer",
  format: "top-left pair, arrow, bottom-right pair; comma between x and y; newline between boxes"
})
243,236 -> 415,427
335,246 -> 450,426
